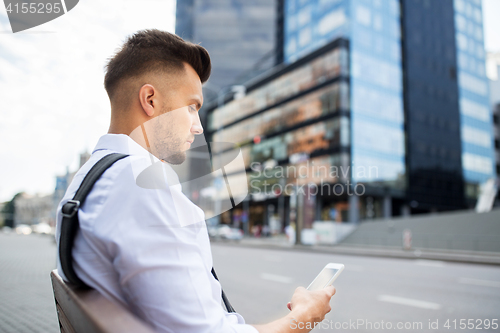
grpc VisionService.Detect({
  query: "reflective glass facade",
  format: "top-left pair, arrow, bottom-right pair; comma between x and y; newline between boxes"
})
175,0 -> 195,40
208,47 -> 348,130
214,116 -> 350,169
204,0 -> 495,225
175,0 -> 276,90
207,36 -> 404,224
209,43 -> 350,173
349,0 -> 405,189
453,0 -> 496,194
284,0 -> 349,63
212,83 -> 349,144
282,0 -> 494,206
284,0 -> 406,190
402,0 -> 464,210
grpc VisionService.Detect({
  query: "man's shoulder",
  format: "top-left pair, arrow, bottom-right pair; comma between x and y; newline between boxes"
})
59,150 -> 203,233
59,151 -> 150,225
69,151 -> 156,194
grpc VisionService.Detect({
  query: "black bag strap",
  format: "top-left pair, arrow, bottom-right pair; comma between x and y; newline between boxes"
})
211,267 -> 235,313
58,152 -> 236,312
59,153 -> 130,287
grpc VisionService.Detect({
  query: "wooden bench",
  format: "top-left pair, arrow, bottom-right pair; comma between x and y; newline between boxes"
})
50,270 -> 155,333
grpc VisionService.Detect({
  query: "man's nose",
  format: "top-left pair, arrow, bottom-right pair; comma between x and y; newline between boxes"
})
191,113 -> 204,135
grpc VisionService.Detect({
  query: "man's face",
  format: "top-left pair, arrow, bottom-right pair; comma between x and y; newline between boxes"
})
143,63 -> 204,164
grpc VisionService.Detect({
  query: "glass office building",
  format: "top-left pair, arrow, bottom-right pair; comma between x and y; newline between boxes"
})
347,0 -> 405,192
283,0 -> 405,220
175,0 -> 277,92
206,37 -> 404,228
453,0 -> 496,197
401,0 -> 465,211
283,0 -> 495,211
203,0 -> 495,229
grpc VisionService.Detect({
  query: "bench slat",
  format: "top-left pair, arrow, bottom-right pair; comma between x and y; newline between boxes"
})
56,303 -> 76,333
51,270 -> 156,333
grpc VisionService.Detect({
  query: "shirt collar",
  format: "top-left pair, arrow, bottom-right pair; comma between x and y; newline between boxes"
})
92,133 -> 160,163
92,133 -> 182,186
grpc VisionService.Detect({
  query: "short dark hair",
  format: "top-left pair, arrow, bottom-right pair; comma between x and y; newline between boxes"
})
104,29 -> 211,101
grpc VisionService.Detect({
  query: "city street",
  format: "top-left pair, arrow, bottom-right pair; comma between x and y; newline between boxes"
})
212,244 -> 500,332
1,233 -> 500,332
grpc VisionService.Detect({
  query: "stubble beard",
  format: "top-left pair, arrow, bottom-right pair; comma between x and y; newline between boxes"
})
152,106 -> 188,165
154,134 -> 187,165
163,150 -> 186,165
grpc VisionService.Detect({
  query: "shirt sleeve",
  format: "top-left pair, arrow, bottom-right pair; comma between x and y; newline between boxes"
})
100,169 -> 258,333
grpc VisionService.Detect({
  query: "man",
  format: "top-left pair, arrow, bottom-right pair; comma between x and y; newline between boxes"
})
55,29 -> 336,333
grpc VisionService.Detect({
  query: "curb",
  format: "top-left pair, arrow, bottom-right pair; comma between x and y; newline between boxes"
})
211,238 -> 500,266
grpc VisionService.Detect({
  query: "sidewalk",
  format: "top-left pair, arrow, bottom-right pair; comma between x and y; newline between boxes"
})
211,235 -> 500,265
0,233 -> 59,333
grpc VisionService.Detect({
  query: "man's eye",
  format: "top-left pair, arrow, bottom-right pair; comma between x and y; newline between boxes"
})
189,105 -> 196,112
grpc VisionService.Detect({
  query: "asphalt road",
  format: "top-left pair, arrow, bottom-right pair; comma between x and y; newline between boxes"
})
1,233 -> 499,333
211,243 -> 500,332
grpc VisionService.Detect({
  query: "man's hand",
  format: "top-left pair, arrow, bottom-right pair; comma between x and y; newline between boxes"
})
287,286 -> 336,324
252,285 -> 336,333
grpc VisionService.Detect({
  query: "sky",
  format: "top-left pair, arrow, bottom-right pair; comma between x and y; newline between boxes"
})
483,0 -> 500,53
0,0 -> 176,202
0,0 -> 499,202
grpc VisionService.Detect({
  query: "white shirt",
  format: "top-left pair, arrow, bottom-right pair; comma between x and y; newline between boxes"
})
55,133 -> 258,333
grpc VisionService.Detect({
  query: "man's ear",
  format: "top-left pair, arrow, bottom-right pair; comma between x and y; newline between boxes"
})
139,84 -> 157,117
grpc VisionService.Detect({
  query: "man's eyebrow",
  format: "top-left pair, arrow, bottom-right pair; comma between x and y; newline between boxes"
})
188,95 -> 203,110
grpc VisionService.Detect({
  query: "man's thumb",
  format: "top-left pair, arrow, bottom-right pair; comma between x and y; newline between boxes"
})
325,285 -> 336,297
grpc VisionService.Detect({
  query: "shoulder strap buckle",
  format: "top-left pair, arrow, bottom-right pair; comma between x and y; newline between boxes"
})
61,200 -> 81,218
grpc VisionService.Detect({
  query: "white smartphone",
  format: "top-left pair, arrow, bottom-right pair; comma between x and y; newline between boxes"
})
307,263 -> 344,291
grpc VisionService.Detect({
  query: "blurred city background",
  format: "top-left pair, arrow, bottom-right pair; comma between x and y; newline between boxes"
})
1,0 -> 500,332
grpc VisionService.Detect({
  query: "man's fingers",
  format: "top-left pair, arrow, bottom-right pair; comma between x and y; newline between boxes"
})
324,285 -> 336,297
295,286 -> 306,293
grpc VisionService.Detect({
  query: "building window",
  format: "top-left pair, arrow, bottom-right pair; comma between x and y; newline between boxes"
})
460,98 -> 489,121
297,6 -> 311,27
355,5 -> 371,27
459,72 -> 488,96
373,14 -> 382,31
473,8 -> 482,23
462,126 -> 491,147
457,33 -> 467,51
299,26 -> 312,47
455,14 -> 466,32
462,153 -> 493,174
287,14 -> 297,32
317,9 -> 347,35
455,0 -> 465,14
475,26 -> 483,41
